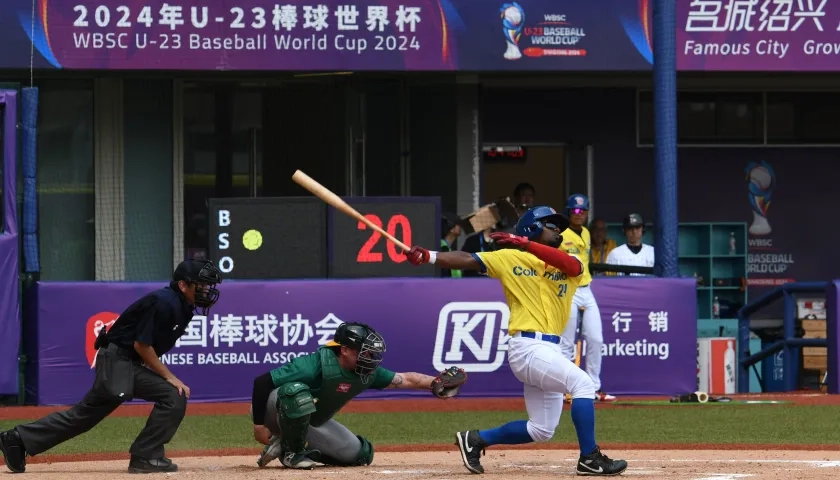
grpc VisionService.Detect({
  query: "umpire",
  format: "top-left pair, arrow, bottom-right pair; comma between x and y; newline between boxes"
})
0,259 -> 222,474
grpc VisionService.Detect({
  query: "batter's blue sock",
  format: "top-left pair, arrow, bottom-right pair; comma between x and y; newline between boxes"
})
478,420 -> 533,446
570,398 -> 597,455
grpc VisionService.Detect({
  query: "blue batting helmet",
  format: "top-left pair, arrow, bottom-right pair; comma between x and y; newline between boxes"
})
565,194 -> 590,212
515,206 -> 569,240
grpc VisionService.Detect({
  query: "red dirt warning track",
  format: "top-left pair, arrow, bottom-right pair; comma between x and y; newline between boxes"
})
1,392 -> 837,420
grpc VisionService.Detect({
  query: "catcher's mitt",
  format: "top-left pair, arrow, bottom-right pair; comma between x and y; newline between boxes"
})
430,366 -> 467,399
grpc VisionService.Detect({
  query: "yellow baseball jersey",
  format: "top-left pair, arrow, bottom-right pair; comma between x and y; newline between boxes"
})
561,227 -> 592,287
472,249 -> 582,337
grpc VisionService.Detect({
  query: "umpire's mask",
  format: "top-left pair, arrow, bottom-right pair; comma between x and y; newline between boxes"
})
327,322 -> 387,384
174,259 -> 223,316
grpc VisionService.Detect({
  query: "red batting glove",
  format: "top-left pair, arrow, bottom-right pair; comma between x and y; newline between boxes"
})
490,232 -> 530,248
404,246 -> 431,265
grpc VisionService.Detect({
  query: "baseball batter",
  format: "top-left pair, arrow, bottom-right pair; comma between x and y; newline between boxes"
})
249,322 -> 466,469
606,213 -> 655,276
405,206 -> 627,477
559,194 -> 615,402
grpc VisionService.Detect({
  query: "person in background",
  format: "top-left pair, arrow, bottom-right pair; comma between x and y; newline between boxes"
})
588,218 -> 617,275
512,182 -> 536,217
606,213 -> 655,277
559,195 -> 615,402
440,213 -> 463,278
459,228 -> 499,277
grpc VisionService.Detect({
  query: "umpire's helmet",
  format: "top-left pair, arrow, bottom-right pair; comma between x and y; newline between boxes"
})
326,322 -> 386,384
173,259 -> 223,316
565,194 -> 590,213
515,205 -> 570,240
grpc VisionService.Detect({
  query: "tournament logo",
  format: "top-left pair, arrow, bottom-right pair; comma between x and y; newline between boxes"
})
745,160 -> 775,236
85,311 -> 120,368
501,2 -> 525,60
499,2 -> 587,60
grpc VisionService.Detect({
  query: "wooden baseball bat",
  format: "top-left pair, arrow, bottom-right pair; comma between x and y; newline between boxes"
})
574,307 -> 585,367
291,169 -> 412,252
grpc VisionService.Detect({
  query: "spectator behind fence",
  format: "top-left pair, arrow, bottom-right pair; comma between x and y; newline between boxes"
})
440,213 -> 464,278
588,218 -> 616,276
605,213 -> 655,277
512,182 -> 535,214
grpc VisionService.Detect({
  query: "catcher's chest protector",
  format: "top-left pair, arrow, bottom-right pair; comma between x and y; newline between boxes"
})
310,348 -> 370,426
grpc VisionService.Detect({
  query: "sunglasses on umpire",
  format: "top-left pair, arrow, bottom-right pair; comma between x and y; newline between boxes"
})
570,208 -> 587,215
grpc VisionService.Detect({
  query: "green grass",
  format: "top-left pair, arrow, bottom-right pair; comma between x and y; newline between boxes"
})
2,406 -> 837,455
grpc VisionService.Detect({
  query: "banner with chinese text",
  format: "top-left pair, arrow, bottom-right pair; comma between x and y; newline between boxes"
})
27,277 -> 697,405
0,0 -> 651,71
1,0 -> 837,71
678,0 -> 840,71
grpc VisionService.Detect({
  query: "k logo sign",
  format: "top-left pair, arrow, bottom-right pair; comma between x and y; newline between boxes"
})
85,312 -> 120,368
433,302 -> 510,373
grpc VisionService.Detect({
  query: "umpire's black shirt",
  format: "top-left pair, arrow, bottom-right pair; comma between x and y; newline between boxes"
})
104,282 -> 196,362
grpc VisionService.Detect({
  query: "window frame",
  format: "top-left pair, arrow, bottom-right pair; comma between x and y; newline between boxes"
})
636,88 -> 840,148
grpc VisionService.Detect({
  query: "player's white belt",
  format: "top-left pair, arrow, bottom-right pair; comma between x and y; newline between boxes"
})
515,331 -> 561,344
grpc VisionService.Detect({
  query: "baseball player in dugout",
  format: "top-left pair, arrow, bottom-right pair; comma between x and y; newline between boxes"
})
559,195 -> 616,402
606,213 -> 655,276
0,259 -> 223,475
250,322 -> 467,470
405,205 -> 628,477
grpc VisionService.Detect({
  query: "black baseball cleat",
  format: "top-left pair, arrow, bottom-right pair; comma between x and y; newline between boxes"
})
128,455 -> 179,474
454,430 -> 486,474
576,446 -> 628,476
0,428 -> 27,473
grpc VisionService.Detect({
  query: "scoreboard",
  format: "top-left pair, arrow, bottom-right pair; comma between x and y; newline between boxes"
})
208,197 -> 440,280
208,197 -> 328,279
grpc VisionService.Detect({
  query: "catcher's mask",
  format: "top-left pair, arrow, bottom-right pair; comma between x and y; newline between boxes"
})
326,322 -> 386,384
173,259 -> 223,316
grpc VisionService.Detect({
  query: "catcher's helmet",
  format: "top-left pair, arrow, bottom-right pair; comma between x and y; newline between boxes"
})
565,194 -> 590,212
325,322 -> 386,384
515,205 -> 569,240
622,213 -> 645,229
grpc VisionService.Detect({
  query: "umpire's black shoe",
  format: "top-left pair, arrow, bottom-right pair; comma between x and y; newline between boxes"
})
454,430 -> 486,474
128,455 -> 178,474
576,446 -> 628,476
0,428 -> 27,473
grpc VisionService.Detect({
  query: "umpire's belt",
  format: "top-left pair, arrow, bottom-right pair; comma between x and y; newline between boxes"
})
103,343 -> 141,363
516,331 -> 561,344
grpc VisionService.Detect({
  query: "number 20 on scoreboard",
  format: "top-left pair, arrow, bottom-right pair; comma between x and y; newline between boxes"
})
356,213 -> 411,263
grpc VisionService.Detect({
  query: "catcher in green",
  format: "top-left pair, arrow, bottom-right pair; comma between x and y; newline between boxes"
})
250,321 -> 467,469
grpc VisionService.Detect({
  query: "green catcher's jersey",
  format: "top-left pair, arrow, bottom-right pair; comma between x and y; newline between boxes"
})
269,346 -> 396,426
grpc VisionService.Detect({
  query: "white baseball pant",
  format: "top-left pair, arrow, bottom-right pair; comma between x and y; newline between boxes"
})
560,285 -> 604,391
506,335 -> 596,442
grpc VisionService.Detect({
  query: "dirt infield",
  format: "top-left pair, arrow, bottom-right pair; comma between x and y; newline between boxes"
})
2,393 -> 839,469
1,392 -> 837,420
9,450 -> 840,479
